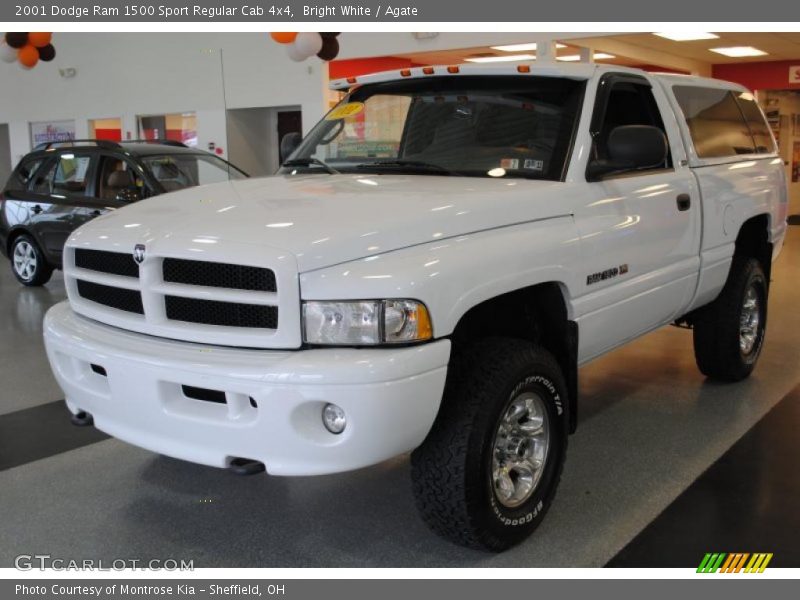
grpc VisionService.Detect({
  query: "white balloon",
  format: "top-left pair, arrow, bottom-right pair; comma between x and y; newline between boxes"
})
286,42 -> 309,62
294,32 -> 323,58
0,40 -> 17,64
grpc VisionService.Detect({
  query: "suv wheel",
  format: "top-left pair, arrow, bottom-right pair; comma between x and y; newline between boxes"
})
411,338 -> 567,551
11,235 -> 53,286
693,256 -> 768,381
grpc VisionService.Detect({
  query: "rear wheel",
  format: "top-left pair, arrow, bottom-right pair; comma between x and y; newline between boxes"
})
411,338 -> 567,551
11,234 -> 53,287
693,256 -> 767,381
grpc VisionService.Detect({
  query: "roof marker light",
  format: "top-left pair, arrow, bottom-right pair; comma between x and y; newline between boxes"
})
447,66 -> 460,73
517,65 -> 531,73
400,69 -> 412,77
423,67 -> 435,75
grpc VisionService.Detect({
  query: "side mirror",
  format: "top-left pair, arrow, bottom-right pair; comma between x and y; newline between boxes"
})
587,125 -> 668,180
280,132 -> 302,162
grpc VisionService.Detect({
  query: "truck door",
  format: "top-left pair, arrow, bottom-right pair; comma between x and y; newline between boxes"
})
573,73 -> 702,362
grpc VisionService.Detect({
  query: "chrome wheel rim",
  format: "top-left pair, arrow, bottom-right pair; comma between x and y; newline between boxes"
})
491,392 -> 550,508
740,283 -> 761,355
12,241 -> 37,282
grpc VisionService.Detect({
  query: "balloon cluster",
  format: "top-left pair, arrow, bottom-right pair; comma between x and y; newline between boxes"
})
270,32 -> 340,62
1,32 -> 56,69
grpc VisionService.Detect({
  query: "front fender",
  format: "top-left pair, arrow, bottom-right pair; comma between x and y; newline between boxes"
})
299,216 -> 582,338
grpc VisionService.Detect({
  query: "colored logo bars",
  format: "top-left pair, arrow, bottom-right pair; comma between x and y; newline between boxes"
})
697,553 -> 773,573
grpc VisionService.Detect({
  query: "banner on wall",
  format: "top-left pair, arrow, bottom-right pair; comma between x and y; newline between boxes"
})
29,119 -> 76,147
793,141 -> 800,183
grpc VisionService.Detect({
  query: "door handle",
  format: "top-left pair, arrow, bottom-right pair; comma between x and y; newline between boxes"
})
676,194 -> 691,211
31,204 -> 43,214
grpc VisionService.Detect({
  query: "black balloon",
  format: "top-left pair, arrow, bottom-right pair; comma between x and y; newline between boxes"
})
320,32 -> 340,38
317,37 -> 339,61
5,32 -> 28,49
38,44 -> 56,62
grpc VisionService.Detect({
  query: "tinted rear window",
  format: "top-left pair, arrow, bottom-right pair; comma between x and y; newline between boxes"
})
5,157 -> 45,191
734,92 -> 775,153
673,86 -> 757,159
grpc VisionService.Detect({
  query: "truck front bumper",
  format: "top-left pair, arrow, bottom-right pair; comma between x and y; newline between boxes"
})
43,302 -> 450,475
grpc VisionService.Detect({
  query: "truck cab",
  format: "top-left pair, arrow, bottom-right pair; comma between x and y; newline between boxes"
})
43,63 -> 788,551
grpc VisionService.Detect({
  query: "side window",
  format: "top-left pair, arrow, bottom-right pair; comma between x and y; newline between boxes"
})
52,154 -> 94,196
6,157 -> 45,192
593,80 -> 672,169
672,86 -> 757,159
734,92 -> 775,154
31,159 -> 57,195
97,155 -> 146,202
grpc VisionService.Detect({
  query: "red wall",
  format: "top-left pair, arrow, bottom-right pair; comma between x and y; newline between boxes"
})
328,56 -> 421,80
713,60 -> 800,91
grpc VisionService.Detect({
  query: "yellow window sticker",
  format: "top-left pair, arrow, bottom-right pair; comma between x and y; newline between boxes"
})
325,102 -> 365,120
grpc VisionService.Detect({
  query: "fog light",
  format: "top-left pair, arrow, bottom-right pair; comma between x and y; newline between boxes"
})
322,403 -> 346,434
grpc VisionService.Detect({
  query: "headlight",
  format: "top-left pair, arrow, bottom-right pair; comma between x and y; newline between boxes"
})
303,299 -> 433,346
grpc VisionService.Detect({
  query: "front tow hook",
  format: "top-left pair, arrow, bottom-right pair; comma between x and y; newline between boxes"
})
70,410 -> 94,427
228,457 -> 266,476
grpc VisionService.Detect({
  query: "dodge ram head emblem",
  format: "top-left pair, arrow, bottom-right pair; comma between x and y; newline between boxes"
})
133,244 -> 146,265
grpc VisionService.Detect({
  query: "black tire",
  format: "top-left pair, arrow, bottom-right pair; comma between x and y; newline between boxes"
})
693,256 -> 768,382
411,338 -> 568,551
10,234 -> 53,287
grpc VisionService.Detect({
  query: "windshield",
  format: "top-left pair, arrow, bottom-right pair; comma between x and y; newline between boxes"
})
280,75 -> 585,180
141,153 -> 247,192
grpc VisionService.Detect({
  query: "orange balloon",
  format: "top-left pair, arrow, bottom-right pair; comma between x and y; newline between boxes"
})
18,44 -> 39,69
28,32 -> 52,48
270,32 -> 297,44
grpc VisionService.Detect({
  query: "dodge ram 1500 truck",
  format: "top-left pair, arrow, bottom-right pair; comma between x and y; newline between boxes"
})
43,63 -> 788,551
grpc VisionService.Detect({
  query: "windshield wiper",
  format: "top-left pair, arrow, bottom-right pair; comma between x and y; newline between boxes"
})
356,160 -> 453,175
282,157 -> 339,175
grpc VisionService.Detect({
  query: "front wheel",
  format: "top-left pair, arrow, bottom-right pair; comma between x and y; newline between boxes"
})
693,256 -> 768,381
411,338 -> 567,551
11,234 -> 53,287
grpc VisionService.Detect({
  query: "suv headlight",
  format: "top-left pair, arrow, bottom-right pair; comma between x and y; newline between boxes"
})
302,300 -> 433,346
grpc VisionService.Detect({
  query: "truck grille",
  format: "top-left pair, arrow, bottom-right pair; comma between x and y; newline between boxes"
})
65,246 -> 298,348
165,296 -> 278,329
163,258 -> 276,292
74,248 -> 139,278
76,280 -> 144,314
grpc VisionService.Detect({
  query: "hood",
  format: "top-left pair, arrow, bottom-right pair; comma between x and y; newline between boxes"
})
74,174 -> 570,272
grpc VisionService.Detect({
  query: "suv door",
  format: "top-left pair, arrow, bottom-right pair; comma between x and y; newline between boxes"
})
573,73 -> 702,362
27,151 -> 99,266
70,153 -> 149,231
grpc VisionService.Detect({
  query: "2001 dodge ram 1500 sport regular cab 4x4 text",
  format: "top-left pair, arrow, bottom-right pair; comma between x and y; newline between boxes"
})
43,63 -> 788,551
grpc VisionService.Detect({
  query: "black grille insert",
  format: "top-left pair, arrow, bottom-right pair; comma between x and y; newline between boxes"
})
165,296 -> 278,329
76,280 -> 144,314
163,258 -> 276,292
74,248 -> 139,278
182,385 -> 226,404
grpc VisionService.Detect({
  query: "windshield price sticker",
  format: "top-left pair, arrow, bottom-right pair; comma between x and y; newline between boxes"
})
325,102 -> 366,120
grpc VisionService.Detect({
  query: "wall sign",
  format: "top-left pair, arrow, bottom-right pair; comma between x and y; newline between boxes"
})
29,119 -> 76,147
790,65 -> 800,84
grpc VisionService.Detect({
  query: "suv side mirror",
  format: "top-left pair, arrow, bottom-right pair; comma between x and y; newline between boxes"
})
587,125 -> 668,181
280,132 -> 302,162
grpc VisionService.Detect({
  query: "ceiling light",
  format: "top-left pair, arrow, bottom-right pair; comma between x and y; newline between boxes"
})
490,42 -> 567,52
557,52 -> 615,62
465,54 -> 536,63
653,32 -> 719,41
710,46 -> 768,57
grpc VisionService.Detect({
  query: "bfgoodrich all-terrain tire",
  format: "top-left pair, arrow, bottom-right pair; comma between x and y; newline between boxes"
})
693,256 -> 768,382
411,338 -> 568,551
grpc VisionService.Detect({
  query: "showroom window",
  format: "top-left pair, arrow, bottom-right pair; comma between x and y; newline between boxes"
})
673,86 -> 759,158
138,113 -> 197,147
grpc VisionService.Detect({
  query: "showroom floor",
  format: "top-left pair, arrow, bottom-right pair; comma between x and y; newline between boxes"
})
1,227 -> 799,568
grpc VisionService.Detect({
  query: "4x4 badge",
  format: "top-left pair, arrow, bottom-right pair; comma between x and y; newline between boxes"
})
133,244 -> 146,265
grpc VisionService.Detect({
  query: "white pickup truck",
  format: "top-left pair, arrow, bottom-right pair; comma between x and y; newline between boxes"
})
44,63 -> 787,551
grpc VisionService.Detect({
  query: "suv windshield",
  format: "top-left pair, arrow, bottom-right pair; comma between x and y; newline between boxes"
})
280,75 -> 585,180
141,153 -> 247,192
